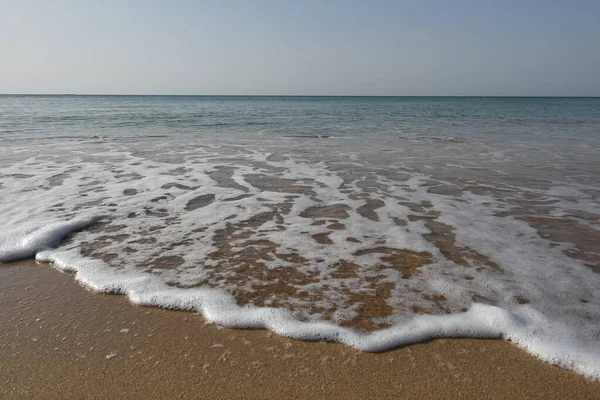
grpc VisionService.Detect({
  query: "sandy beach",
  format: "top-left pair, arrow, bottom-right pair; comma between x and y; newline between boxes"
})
1,260 -> 598,400
3,1 -> 600,397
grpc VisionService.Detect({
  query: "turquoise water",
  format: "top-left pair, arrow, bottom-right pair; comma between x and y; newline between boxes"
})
2,95 -> 600,141
1,95 -> 600,378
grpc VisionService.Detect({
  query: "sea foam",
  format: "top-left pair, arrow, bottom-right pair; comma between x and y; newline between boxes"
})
29,244 -> 600,379
0,218 -> 98,263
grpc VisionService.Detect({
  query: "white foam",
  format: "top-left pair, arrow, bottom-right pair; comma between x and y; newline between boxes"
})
0,218 -> 98,263
1,134 -> 599,380
31,247 -> 600,378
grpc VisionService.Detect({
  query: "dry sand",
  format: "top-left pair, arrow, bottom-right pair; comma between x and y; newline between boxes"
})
1,260 -> 598,399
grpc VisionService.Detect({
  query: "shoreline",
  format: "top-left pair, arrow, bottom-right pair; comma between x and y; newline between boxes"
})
1,260 -> 599,399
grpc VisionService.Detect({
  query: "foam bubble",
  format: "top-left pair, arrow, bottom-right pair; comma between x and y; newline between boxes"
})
0,218 -> 98,262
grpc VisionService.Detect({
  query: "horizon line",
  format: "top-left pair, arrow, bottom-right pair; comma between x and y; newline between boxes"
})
1,93 -> 599,98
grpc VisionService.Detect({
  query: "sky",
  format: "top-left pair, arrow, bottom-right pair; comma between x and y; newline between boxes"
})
1,0 -> 599,96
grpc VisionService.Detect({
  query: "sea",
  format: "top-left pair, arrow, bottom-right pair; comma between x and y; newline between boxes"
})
1,95 -> 599,378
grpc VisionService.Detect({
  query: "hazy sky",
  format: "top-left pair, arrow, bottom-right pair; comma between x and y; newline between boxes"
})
2,0 -> 599,95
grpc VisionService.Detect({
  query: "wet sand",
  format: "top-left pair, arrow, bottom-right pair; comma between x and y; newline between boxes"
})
1,260 -> 598,400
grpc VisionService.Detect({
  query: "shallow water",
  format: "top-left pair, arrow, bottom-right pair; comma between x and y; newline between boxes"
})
1,96 -> 599,377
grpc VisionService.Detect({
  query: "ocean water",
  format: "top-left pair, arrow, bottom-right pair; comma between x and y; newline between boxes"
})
1,95 -> 599,377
